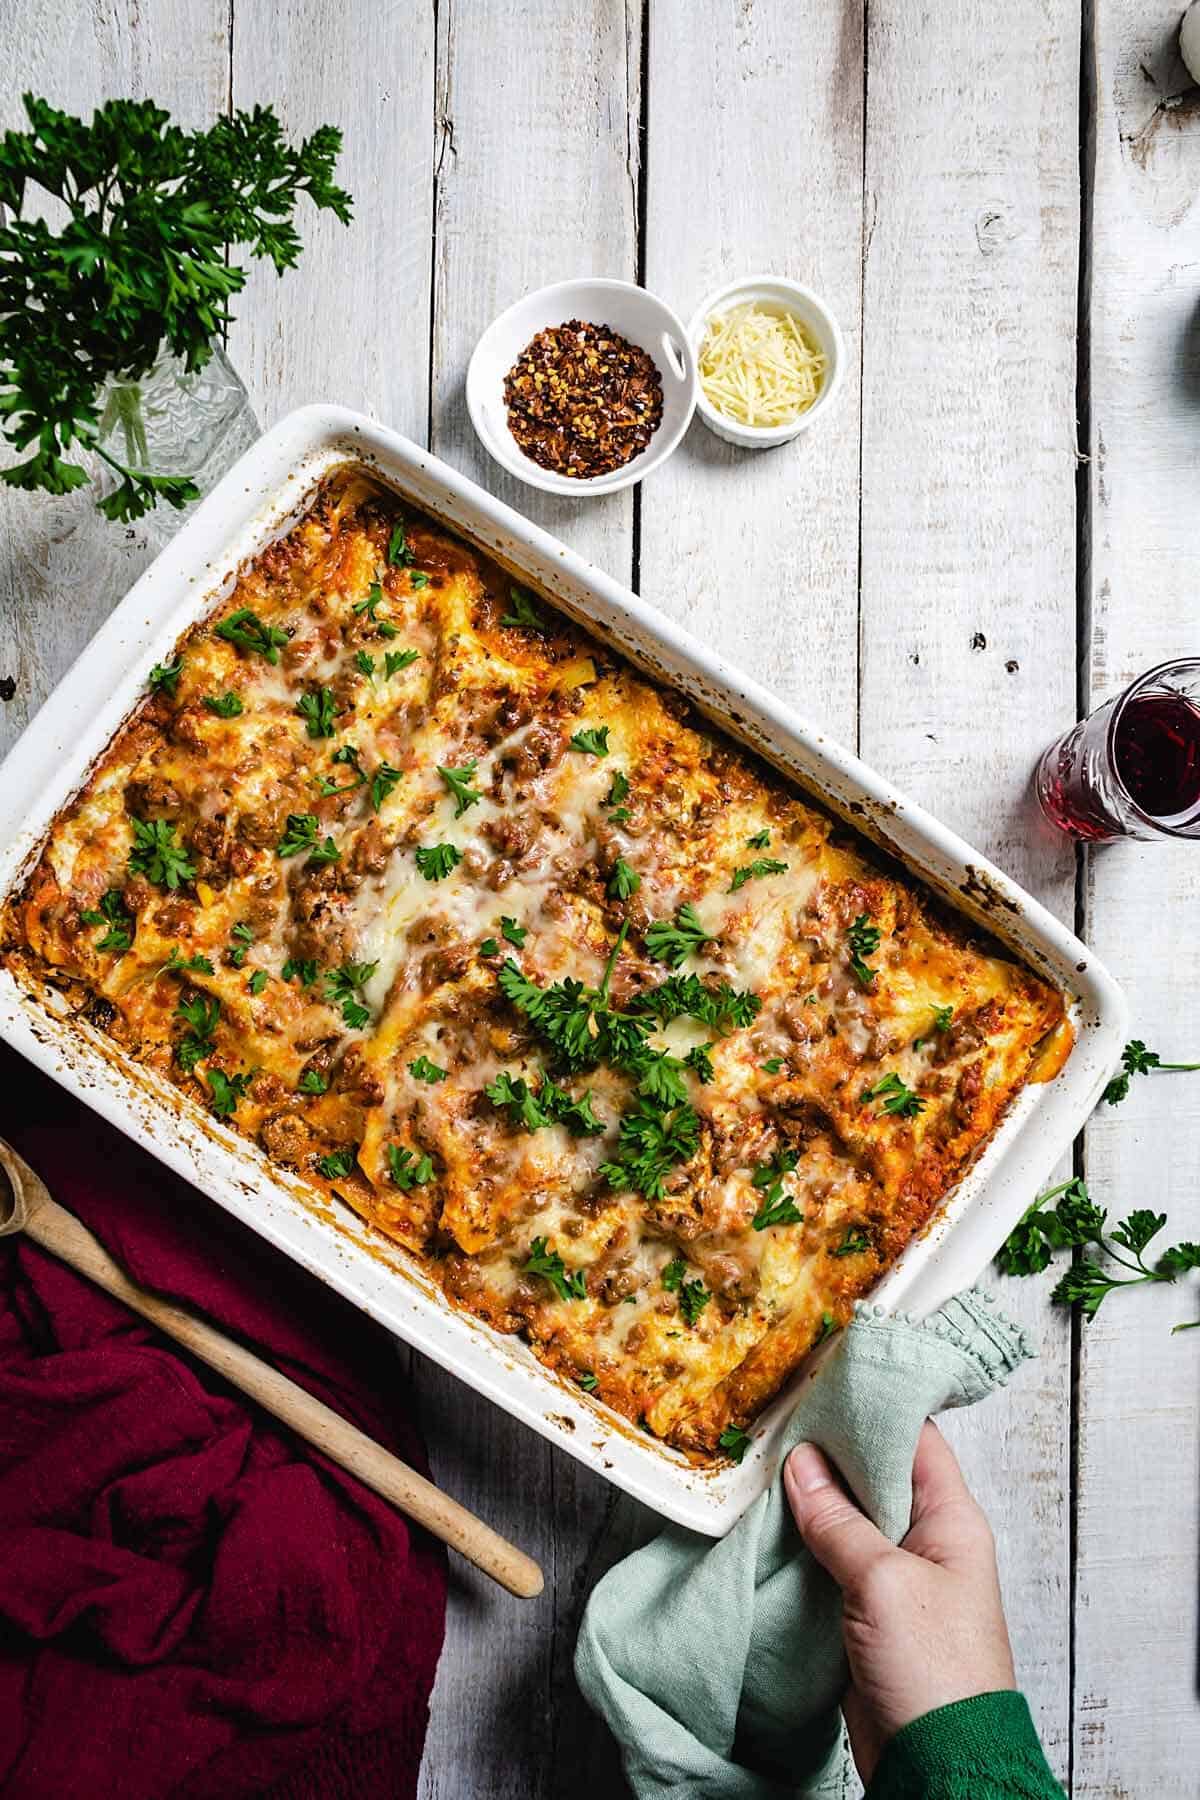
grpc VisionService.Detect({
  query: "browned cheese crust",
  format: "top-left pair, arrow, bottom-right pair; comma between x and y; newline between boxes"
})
1,468 -> 1068,1460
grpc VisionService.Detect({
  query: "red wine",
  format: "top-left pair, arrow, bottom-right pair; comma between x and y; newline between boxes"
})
1113,691 -> 1200,822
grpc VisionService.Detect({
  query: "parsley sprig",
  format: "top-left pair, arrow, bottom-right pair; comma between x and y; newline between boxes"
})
324,961 -> 377,1031
645,903 -> 714,969
729,857 -> 788,893
862,1071 -> 925,1119
485,1069 -> 603,1137
847,914 -> 880,986
524,1236 -> 587,1302
438,761 -> 483,817
128,817 -> 195,890
998,1178 -> 1200,1323
750,1150 -> 802,1230
80,889 -> 134,953
1103,1038 -> 1200,1106
0,96 -> 351,521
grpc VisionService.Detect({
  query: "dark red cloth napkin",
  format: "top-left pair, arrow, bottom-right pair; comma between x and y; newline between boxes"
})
0,1042 -> 446,1800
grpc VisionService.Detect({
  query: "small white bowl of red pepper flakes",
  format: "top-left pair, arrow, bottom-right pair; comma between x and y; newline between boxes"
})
466,278 -> 698,495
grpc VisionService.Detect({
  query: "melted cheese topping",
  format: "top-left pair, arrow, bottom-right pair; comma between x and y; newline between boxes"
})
1,468 -> 1068,1462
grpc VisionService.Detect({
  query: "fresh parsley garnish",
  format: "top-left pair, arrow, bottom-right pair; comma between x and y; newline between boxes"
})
1102,1038 -> 1200,1106
275,813 -> 339,864
80,889 -> 134,954
746,829 -> 771,850
630,971 -> 760,1035
684,1042 -> 714,1084
316,745 -> 365,795
128,817 -> 195,890
388,1144 -> 434,1190
600,1098 -> 701,1201
579,1371 -> 600,1393
814,1311 -> 838,1346
524,1236 -> 587,1302
282,957 -> 318,986
662,1257 -> 687,1291
370,762 -> 402,811
247,969 -> 269,996
862,1071 -> 925,1118
204,691 -> 244,718
501,585 -> 544,632
355,650 -> 376,681
385,648 -> 419,676
608,857 -> 640,900
325,961 -> 377,1031
298,1069 -> 328,1094
297,687 -> 337,738
437,761 -> 482,817
176,990 -> 219,1072
570,725 -> 610,757
226,922 -> 255,967
479,938 -> 499,957
215,608 -> 288,664
645,902 -> 713,969
163,947 -> 214,976
204,1066 -> 251,1118
316,1147 -> 357,1180
832,1226 -> 871,1258
387,520 -> 414,567
415,842 -> 462,882
607,770 -> 630,808
998,1178 -> 1200,1323
678,1278 -> 711,1327
0,96 -> 350,522
761,1056 -> 784,1074
500,916 -> 527,947
729,857 -> 788,893
847,914 -> 881,986
148,657 -> 183,697
409,1055 -> 447,1084
718,1425 -> 752,1462
750,1150 -> 802,1230
353,581 -> 384,617
485,1069 -> 603,1137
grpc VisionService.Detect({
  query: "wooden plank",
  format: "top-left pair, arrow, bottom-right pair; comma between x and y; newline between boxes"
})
419,7 -> 643,1797
0,0 -> 228,760
857,1 -> 1081,1782
1074,8 -> 1200,1794
638,0 -> 862,742
227,0 -> 433,436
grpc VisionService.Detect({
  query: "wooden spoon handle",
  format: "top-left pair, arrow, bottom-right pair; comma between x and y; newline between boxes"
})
19,1186 -> 543,1599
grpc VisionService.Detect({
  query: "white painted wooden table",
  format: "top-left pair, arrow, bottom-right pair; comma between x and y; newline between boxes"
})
3,4 -> 1198,1794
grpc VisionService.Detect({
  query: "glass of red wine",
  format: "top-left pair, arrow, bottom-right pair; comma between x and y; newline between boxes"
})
1036,658 -> 1200,841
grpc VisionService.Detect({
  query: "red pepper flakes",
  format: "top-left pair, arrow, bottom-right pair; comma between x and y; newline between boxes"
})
503,319 -> 664,479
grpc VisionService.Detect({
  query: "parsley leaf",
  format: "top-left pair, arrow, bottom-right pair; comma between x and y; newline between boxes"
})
128,817 -> 195,889
479,938 -> 499,957
355,650 -> 376,680
662,1257 -> 687,1291
204,691 -> 244,718
832,1226 -> 871,1258
570,725 -> 610,757
276,813 -> 318,857
387,1144 -> 434,1189
750,1150 -> 802,1230
501,585 -> 545,631
316,1147 -> 357,1180
325,961 -> 377,1030
415,842 -> 462,882
630,972 -> 759,1035
354,580 -> 384,618
297,687 -> 337,737
645,902 -> 713,969
485,1069 -> 604,1137
387,521 -> 414,567
523,1236 -> 587,1302
80,889 -> 134,954
862,1071 -> 926,1118
718,1425 -> 752,1462
148,657 -> 183,697
608,857 -> 641,900
847,914 -> 881,986
370,762 -> 402,811
761,1056 -> 784,1074
579,1371 -> 600,1393
204,1066 -> 251,1118
607,770 -> 630,808
215,608 -> 289,663
746,829 -> 771,849
298,1069 -> 328,1094
282,957 -> 318,986
678,1278 -> 711,1327
163,947 -> 214,976
729,857 -> 788,892
176,990 -> 219,1072
247,969 -> 269,996
500,916 -> 527,947
385,648 -> 419,676
600,1098 -> 700,1201
438,761 -> 482,817
409,1055 -> 447,1084
684,1042 -> 714,1084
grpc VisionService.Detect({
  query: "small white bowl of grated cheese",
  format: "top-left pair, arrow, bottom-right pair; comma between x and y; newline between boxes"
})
689,274 -> 844,449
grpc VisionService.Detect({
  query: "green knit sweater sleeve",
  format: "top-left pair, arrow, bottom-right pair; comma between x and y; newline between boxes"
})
864,1691 -> 1066,1800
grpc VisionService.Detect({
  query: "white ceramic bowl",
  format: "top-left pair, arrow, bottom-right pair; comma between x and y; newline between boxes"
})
466,278 -> 698,496
688,274 -> 845,449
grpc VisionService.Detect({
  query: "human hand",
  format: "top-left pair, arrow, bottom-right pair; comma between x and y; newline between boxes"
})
784,1419 -> 1015,1784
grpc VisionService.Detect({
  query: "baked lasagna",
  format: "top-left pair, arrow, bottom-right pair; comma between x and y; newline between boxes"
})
1,468 -> 1067,1460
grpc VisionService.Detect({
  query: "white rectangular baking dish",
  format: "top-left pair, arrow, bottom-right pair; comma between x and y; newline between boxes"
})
0,406 -> 1126,1535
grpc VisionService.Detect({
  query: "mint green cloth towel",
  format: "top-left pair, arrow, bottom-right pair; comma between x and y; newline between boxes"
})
575,1290 -> 1034,1799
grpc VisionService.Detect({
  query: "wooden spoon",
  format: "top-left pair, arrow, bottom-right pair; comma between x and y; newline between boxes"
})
0,1134 -> 543,1600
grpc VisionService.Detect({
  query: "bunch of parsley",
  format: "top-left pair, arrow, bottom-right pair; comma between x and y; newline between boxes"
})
0,95 -> 351,521
999,1177 -> 1199,1325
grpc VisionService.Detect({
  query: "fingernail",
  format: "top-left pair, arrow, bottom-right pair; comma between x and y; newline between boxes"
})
785,1443 -> 830,1494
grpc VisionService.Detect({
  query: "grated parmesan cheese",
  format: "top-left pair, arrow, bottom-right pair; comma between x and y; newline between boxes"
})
698,301 -> 826,428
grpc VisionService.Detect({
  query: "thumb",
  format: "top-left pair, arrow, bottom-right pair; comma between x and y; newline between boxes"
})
785,1443 -> 893,1592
